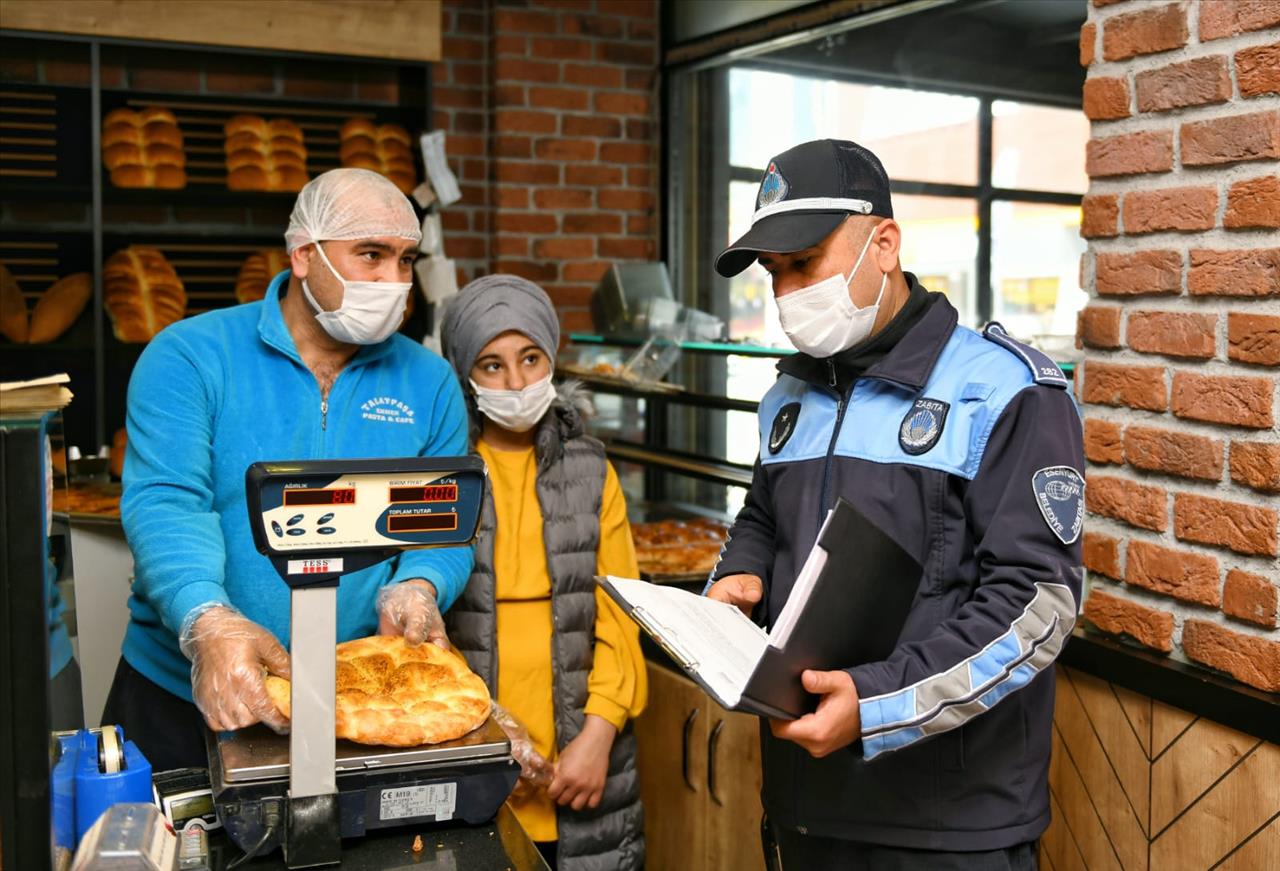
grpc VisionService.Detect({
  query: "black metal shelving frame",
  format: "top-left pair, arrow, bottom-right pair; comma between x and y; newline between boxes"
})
0,29 -> 432,451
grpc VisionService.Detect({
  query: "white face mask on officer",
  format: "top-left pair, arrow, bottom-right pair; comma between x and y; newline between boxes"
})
301,241 -> 411,346
469,373 -> 556,433
775,227 -> 887,358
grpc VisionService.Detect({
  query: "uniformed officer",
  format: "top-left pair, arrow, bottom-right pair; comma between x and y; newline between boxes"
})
706,139 -> 1084,869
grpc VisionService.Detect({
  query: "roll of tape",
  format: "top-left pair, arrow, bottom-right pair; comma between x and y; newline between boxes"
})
98,725 -> 123,774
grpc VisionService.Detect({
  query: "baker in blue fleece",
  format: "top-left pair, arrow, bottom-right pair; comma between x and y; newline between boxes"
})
102,169 -> 474,770
707,141 -> 1083,869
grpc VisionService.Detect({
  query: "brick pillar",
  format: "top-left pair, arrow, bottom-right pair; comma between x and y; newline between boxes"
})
436,0 -> 659,333
1076,0 -> 1280,693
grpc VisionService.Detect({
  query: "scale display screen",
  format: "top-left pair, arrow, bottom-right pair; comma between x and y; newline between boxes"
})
387,513 -> 459,533
283,487 -> 356,506
390,484 -> 458,504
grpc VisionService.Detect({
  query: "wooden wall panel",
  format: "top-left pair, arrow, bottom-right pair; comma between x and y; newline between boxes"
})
1046,666 -> 1279,871
1151,718 -> 1260,834
1150,744 -> 1280,870
0,1 -> 441,63
1048,729 -> 1126,871
1218,816 -> 1279,871
1152,700 -> 1196,756
1053,673 -> 1149,869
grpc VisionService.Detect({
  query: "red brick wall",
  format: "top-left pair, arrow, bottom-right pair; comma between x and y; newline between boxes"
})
435,0 -> 660,333
1076,0 -> 1279,693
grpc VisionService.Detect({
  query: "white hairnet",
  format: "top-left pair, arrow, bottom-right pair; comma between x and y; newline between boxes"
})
284,168 -> 422,252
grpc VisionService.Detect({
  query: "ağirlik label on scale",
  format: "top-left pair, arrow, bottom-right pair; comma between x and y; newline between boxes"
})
379,782 -> 457,822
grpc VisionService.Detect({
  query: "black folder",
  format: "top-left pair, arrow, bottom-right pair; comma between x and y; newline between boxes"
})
602,497 -> 922,719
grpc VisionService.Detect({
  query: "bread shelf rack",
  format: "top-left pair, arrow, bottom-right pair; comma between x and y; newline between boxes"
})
0,33 -> 432,452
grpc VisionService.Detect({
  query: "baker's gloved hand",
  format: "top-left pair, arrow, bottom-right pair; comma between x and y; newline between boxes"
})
179,604 -> 291,734
377,579 -> 448,648
491,702 -> 555,789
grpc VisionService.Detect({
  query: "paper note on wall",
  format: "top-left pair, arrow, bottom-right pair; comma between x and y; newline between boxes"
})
419,131 -> 461,207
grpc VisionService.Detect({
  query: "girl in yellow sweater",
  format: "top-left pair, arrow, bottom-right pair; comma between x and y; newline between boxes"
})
442,275 -> 647,871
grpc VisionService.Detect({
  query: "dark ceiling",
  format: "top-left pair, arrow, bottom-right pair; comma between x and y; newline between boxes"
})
749,0 -> 1088,106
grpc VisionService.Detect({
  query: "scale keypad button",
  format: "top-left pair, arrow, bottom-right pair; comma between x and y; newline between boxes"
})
287,514 -> 305,526
317,526 -> 337,535
271,521 -> 283,538
318,513 -> 334,524
286,528 -> 306,536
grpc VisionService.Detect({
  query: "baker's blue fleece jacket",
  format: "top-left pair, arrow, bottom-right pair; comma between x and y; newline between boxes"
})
120,271 -> 473,701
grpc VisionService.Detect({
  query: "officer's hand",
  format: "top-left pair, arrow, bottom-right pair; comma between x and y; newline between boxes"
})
377,579 -> 449,648
769,669 -> 861,758
182,606 -> 292,734
706,573 -> 764,616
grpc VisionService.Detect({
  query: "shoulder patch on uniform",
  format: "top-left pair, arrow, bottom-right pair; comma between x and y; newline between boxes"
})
899,397 -> 949,456
769,402 -> 801,454
982,322 -> 1069,389
1032,466 -> 1084,545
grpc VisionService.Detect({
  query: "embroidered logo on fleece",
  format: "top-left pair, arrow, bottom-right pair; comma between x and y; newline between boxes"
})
1032,466 -> 1084,545
361,396 -> 415,424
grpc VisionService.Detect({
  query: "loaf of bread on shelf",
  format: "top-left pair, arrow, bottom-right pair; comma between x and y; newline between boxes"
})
340,118 -> 378,140
224,114 -> 269,139
338,118 -> 416,194
103,246 -> 186,343
234,250 -> 291,304
102,106 -> 187,189
0,262 -> 29,343
222,113 -> 308,192
28,273 -> 92,344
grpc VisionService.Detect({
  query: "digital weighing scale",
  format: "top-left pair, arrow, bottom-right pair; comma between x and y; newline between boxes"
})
209,457 -> 519,868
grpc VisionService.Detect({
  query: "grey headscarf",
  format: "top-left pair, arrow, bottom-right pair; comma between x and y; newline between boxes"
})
442,274 -> 560,384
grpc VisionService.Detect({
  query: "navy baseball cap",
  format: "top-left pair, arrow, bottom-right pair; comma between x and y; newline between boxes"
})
715,139 -> 894,278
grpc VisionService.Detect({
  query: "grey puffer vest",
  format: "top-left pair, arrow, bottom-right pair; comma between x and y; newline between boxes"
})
446,394 -> 644,871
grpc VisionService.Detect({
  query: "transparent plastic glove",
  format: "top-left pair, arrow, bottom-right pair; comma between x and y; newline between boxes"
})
491,701 -> 555,788
179,605 -> 292,734
376,579 -> 448,648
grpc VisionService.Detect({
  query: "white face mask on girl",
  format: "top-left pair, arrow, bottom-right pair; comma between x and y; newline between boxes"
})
301,242 -> 411,345
775,227 -> 887,358
469,373 -> 556,433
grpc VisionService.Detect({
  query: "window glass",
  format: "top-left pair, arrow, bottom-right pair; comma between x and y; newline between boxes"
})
992,100 -> 1089,195
729,68 -> 979,186
895,195 -> 978,327
990,201 -> 1087,339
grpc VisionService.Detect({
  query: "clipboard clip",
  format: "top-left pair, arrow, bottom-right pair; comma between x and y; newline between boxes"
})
631,606 -> 699,672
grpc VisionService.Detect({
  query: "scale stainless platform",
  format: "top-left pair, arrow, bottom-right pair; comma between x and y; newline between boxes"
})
208,716 -> 520,859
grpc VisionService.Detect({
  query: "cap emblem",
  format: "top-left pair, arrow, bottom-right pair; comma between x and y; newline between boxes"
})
757,162 -> 789,209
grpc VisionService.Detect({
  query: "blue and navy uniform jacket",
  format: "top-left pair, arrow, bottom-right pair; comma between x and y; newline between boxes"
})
120,271 -> 474,701
711,280 -> 1085,851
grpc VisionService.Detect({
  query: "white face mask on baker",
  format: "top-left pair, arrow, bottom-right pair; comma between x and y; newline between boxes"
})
775,227 -> 887,358
301,242 -> 411,345
469,373 -> 556,433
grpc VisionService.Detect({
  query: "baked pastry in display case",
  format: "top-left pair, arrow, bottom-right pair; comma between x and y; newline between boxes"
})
103,245 -> 187,343
264,635 -> 491,747
102,106 -> 187,189
632,518 -> 729,579
224,114 -> 308,192
339,118 -> 416,194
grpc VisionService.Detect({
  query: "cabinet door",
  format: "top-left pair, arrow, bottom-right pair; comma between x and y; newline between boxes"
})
635,663 -> 707,871
705,708 -> 766,871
